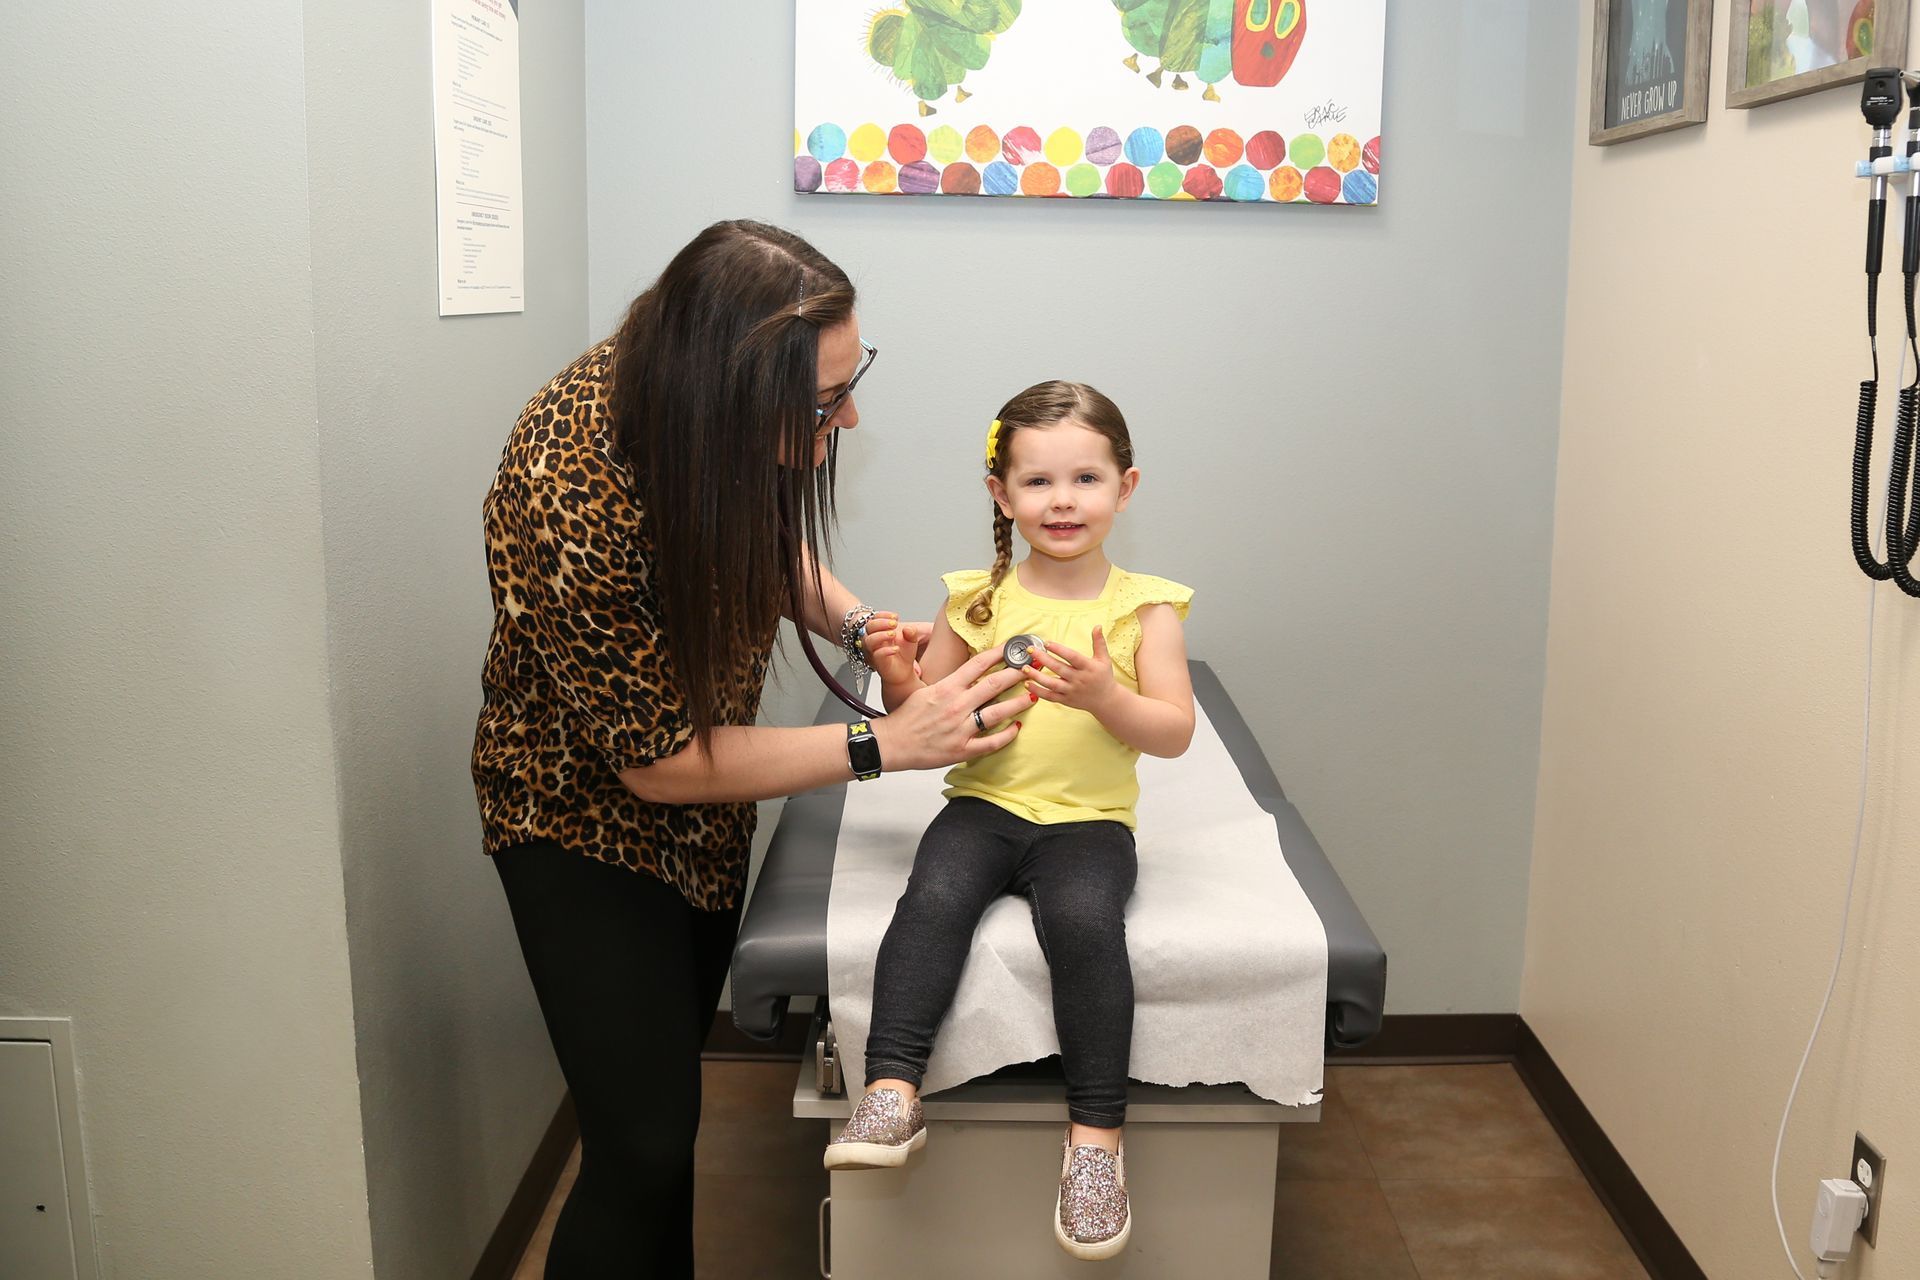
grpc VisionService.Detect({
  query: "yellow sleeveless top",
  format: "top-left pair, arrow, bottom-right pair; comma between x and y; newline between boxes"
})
941,564 -> 1193,829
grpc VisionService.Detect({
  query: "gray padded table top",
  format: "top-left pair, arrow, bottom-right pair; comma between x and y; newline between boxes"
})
729,661 -> 1386,1050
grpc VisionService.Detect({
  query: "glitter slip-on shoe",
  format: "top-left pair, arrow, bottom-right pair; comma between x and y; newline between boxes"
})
823,1087 -> 926,1170
1054,1129 -> 1131,1260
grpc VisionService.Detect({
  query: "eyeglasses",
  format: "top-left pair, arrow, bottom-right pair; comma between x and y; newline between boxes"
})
815,340 -> 878,428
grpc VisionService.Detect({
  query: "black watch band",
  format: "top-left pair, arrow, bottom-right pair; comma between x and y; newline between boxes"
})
846,720 -> 882,781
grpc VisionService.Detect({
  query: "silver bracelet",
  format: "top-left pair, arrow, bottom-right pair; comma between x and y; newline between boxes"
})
840,605 -> 878,676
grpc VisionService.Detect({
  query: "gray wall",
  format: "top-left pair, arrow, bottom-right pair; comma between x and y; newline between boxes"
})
302,1 -> 587,1276
588,1 -> 1577,1013
0,3 -> 375,1276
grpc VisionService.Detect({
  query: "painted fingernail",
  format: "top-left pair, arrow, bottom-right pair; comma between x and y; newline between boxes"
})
1029,692 -> 1039,702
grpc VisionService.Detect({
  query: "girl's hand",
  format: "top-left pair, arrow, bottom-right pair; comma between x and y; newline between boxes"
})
1026,628 -> 1120,715
859,615 -> 919,686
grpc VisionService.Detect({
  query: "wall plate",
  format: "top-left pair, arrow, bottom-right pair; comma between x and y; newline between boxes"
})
0,1020 -> 97,1280
1852,1132 -> 1886,1248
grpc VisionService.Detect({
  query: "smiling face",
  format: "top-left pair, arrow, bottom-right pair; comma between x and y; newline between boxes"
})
987,420 -> 1140,561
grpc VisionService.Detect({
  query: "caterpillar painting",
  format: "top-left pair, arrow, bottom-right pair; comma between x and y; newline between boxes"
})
863,0 -> 1305,111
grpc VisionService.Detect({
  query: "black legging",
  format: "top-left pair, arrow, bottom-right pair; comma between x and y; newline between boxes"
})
864,798 -> 1138,1128
495,840 -> 742,1279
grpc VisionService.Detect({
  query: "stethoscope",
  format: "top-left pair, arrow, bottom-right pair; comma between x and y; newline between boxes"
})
796,614 -> 1043,721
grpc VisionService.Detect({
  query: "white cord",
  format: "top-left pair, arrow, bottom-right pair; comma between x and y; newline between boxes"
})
1768,338 -> 1900,1278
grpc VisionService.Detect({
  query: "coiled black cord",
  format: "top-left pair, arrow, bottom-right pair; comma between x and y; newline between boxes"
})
1851,377 -> 1889,578
1850,256 -> 1920,590
1887,266 -> 1920,594
1885,383 -> 1920,595
1852,270 -> 1894,578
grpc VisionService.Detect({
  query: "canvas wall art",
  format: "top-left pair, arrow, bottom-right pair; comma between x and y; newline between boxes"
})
794,0 -> 1387,205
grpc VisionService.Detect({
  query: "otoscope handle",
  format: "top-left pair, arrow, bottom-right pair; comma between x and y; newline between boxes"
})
1906,111 -> 1920,277
1905,197 -> 1920,278
1869,133 -> 1892,273
1869,196 -> 1888,274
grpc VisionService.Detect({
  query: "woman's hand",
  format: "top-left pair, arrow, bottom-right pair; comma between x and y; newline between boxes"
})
869,646 -> 1027,771
1026,628 -> 1120,715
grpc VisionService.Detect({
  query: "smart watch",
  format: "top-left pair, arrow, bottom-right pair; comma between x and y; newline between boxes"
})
845,720 -> 882,781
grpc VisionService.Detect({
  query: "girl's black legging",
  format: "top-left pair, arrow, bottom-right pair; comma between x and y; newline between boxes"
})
864,797 -> 1138,1128
495,840 -> 741,1280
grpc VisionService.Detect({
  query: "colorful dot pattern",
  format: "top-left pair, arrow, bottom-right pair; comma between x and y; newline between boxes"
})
796,122 -> 1381,205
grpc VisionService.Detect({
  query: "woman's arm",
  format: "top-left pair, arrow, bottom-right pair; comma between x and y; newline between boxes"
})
625,646 -> 1031,804
1026,604 -> 1195,758
787,546 -> 861,641
788,546 -> 931,669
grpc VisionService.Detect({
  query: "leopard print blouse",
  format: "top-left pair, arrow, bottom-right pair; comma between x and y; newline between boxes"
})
472,340 -> 771,910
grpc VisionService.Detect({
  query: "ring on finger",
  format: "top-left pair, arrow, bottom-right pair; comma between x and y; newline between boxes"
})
972,707 -> 987,733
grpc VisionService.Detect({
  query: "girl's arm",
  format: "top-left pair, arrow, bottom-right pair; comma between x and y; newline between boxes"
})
864,599 -> 973,711
1027,604 -> 1195,758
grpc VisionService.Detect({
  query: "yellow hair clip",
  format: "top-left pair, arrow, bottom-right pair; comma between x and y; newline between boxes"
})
985,418 -> 1003,467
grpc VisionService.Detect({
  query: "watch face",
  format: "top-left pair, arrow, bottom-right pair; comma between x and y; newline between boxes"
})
847,725 -> 882,777
1003,634 -> 1042,669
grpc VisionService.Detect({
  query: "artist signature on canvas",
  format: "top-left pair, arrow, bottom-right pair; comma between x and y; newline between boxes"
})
1304,100 -> 1349,129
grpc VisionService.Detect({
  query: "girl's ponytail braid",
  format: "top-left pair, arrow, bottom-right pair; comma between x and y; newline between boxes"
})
967,507 -> 1015,627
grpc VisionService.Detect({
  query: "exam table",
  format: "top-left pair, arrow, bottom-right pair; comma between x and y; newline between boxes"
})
729,661 -> 1386,1277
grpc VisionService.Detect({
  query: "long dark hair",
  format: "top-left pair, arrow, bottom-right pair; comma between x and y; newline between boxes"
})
968,381 -> 1134,627
608,221 -> 855,742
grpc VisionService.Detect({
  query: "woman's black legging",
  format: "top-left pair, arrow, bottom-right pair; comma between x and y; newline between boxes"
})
495,840 -> 741,1280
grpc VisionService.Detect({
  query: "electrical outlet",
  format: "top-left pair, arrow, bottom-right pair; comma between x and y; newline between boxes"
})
1851,1133 -> 1886,1247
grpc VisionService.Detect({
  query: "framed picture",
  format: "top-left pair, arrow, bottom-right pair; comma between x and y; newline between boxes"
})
1590,0 -> 1715,144
794,0 -> 1387,206
1726,0 -> 1910,109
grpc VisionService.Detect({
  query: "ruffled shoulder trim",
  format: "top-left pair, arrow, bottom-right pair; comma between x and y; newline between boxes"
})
941,569 -> 998,653
1104,572 -> 1193,682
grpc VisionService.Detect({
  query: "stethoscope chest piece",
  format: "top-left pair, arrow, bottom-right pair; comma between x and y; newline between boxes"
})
1002,634 -> 1043,669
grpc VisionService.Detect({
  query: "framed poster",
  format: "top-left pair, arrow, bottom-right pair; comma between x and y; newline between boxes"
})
1591,0 -> 1714,144
1726,0 -> 1910,109
794,0 -> 1387,205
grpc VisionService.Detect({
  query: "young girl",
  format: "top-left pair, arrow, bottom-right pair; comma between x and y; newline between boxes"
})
824,380 -> 1194,1261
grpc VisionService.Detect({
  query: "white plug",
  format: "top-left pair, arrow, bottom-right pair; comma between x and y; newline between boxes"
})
1810,1178 -> 1869,1264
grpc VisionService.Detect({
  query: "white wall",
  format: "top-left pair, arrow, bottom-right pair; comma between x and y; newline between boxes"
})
0,3 -> 375,1276
586,0 -> 1579,1014
1,3 -> 594,1275
301,1 -> 587,1275
1524,6 -> 1920,1276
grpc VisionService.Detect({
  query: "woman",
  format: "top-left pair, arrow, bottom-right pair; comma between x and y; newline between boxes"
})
471,221 -> 1026,1276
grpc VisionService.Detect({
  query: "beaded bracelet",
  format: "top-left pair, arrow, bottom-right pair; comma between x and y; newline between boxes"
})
839,605 -> 878,677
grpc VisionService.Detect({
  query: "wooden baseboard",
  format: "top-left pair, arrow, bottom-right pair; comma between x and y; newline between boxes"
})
1326,1012 -> 1520,1063
470,1092 -> 578,1280
1513,1018 -> 1706,1280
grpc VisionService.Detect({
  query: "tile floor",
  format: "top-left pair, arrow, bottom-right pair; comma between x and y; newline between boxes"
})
513,1060 -> 1650,1280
